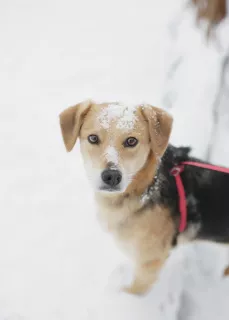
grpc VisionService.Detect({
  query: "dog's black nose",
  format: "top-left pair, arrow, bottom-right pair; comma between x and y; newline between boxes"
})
101,170 -> 122,187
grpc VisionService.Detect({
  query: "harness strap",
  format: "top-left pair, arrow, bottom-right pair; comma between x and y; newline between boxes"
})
170,161 -> 229,233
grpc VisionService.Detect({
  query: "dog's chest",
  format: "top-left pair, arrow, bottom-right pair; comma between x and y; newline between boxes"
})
96,197 -> 141,232
96,202 -> 139,259
96,195 -> 176,262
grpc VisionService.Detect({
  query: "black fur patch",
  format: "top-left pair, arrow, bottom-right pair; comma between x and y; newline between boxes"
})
146,145 -> 229,244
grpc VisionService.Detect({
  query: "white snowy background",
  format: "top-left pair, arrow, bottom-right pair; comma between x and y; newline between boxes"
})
1,0 -> 229,319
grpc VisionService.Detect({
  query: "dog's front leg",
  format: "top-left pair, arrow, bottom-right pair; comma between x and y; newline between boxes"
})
122,258 -> 166,295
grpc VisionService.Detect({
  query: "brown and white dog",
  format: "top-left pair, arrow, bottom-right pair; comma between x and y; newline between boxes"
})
59,100 -> 229,295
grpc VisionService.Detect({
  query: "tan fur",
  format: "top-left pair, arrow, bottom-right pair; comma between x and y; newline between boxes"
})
59,99 -> 93,151
96,194 -> 175,294
141,105 -> 173,158
126,151 -> 158,195
123,260 -> 166,294
59,100 -> 175,295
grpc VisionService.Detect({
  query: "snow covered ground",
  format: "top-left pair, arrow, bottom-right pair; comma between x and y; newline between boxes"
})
1,0 -> 229,319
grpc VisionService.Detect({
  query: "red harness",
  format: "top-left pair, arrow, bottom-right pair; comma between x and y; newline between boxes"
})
170,161 -> 229,233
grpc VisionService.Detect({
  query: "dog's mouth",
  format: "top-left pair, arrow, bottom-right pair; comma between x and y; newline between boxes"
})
99,185 -> 122,193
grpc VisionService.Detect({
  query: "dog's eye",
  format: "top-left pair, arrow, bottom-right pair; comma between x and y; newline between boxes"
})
124,137 -> 138,148
88,134 -> 99,144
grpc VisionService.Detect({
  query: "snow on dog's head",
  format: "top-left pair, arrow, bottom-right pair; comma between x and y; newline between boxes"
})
98,103 -> 137,131
59,100 -> 173,195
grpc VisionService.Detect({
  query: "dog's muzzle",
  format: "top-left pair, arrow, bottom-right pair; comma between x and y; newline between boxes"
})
101,169 -> 122,187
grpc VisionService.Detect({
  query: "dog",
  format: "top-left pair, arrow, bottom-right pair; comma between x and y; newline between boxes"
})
59,100 -> 229,294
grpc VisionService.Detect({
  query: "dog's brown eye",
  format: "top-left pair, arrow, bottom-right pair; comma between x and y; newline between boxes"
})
124,137 -> 138,148
88,134 -> 99,144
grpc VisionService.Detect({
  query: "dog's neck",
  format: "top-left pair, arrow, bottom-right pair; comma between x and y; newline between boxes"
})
94,152 -> 160,231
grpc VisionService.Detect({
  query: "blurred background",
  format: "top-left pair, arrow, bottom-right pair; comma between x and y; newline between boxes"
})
0,0 -> 229,319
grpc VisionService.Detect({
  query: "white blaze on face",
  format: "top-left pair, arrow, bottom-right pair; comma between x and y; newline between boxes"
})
104,146 -> 119,165
95,103 -> 144,193
98,103 -> 137,131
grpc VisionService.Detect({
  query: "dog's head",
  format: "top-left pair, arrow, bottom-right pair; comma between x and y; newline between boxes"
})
59,100 -> 173,194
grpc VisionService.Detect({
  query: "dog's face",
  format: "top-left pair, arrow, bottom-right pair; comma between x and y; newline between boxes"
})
79,103 -> 151,193
60,100 -> 173,194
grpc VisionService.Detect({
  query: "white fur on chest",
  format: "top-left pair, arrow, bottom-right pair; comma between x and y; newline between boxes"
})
95,195 -> 143,258
97,205 -> 137,260
96,202 -> 131,232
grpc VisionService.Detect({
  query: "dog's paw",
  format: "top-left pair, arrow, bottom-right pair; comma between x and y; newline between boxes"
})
121,284 -> 149,296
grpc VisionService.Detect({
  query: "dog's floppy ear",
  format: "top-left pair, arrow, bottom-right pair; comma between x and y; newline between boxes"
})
142,105 -> 173,158
59,100 -> 92,152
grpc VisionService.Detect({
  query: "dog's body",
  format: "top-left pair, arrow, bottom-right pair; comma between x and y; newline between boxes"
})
60,101 -> 229,294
